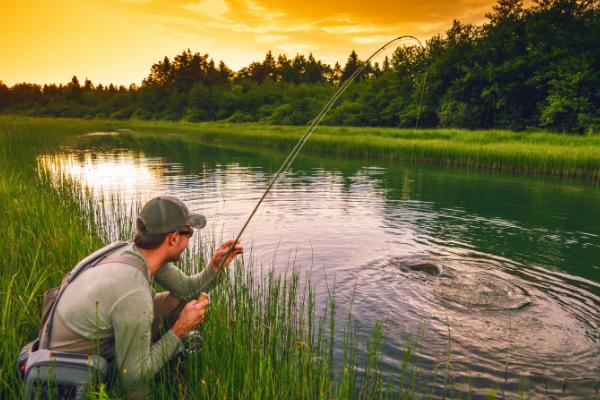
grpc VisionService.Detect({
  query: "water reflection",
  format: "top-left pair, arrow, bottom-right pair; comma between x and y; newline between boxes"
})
37,134 -> 600,399
38,150 -> 163,197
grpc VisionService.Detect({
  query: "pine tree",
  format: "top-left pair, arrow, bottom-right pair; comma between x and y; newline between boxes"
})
341,50 -> 361,82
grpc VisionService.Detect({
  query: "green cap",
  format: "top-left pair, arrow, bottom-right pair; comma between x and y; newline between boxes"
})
139,196 -> 206,235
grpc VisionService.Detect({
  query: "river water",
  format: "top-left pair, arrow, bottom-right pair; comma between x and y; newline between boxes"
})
38,131 -> 600,399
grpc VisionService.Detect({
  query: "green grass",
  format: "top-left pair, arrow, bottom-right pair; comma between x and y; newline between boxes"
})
0,117 -> 113,397
0,115 -> 545,399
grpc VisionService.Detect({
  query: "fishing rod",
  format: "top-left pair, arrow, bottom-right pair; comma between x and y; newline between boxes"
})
215,35 -> 425,273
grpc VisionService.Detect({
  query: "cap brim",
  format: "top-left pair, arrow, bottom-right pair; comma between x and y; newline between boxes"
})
187,213 -> 207,229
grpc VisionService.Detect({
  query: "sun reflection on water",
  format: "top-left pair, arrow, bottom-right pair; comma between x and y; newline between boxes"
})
37,149 -> 163,198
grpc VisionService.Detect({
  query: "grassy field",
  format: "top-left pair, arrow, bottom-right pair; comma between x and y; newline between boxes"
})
0,117 -> 111,397
0,117 -> 469,398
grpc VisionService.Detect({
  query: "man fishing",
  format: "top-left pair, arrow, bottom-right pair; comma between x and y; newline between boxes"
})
39,195 -> 243,398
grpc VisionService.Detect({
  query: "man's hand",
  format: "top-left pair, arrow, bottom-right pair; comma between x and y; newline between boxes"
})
171,298 -> 209,339
209,240 -> 243,273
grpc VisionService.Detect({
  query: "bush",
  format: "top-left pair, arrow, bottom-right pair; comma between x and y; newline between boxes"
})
226,110 -> 256,123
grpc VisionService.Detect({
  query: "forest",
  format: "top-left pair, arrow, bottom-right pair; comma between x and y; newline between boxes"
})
1,0 -> 599,133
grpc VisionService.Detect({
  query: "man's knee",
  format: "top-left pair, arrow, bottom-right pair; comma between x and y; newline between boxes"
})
152,292 -> 186,341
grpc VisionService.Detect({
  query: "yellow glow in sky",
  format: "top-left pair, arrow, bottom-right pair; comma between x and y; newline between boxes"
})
1,0 -> 498,86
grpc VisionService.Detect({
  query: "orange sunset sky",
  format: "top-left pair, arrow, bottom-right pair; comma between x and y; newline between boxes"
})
2,0 -> 501,86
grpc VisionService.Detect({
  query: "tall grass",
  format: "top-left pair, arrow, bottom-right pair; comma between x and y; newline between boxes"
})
0,117 -> 115,398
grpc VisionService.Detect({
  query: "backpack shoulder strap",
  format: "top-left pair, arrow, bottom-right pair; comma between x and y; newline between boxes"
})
94,254 -> 148,278
66,241 -> 130,283
39,241 -> 131,349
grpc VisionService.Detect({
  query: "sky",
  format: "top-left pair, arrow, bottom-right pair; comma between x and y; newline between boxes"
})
1,0 -> 500,86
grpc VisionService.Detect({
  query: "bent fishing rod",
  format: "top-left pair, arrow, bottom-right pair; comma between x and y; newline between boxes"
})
215,35 -> 424,273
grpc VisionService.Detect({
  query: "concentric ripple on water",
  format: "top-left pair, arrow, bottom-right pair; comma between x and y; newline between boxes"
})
433,270 -> 532,312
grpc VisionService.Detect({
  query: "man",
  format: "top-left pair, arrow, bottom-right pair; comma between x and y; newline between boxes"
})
40,195 -> 243,397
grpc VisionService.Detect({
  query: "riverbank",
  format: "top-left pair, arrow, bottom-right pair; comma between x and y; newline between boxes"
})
3,116 -> 600,180
128,120 -> 600,180
44,116 -> 600,180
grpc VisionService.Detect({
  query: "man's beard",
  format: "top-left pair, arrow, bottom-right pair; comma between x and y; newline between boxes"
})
167,250 -> 184,262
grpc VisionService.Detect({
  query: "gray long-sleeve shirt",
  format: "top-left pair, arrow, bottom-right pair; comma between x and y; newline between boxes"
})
46,242 -> 221,392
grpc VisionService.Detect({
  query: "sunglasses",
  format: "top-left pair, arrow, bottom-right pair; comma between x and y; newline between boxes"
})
177,226 -> 194,238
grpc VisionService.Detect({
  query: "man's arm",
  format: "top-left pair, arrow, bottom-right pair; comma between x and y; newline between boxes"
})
154,263 -> 222,301
111,289 -> 184,395
154,240 -> 243,301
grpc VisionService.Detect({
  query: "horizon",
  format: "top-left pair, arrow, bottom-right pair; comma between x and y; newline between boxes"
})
1,0 -> 506,87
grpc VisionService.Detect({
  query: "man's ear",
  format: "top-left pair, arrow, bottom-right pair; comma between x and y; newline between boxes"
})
166,232 -> 178,247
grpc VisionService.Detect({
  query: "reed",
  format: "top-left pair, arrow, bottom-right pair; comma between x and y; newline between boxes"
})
0,118 -> 110,398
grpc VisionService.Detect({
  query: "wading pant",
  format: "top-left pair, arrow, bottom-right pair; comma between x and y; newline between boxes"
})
150,292 -> 186,342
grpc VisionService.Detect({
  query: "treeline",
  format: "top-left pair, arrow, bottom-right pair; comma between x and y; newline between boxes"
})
1,0 -> 599,133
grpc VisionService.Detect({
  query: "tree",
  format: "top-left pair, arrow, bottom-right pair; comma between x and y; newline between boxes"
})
382,56 -> 391,72
341,50 -> 361,82
68,76 -> 82,102
0,81 -> 9,109
83,78 -> 94,91
331,62 -> 343,85
262,51 -> 277,81
276,54 -> 295,83
291,54 -> 307,83
304,54 -> 329,83
216,61 -> 233,84
144,56 -> 172,87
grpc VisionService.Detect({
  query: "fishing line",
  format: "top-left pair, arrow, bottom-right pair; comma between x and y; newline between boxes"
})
216,35 -> 425,272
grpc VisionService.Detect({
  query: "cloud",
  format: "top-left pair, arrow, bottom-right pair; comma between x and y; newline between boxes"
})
119,0 -> 151,4
276,43 -> 311,54
181,0 -> 229,17
250,0 -> 495,25
352,35 -> 393,45
106,0 -> 499,71
256,34 -> 288,43
321,24 -> 390,35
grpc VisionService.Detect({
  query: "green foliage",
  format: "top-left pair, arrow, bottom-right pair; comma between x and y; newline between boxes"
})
226,110 -> 256,123
0,117 -> 114,398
